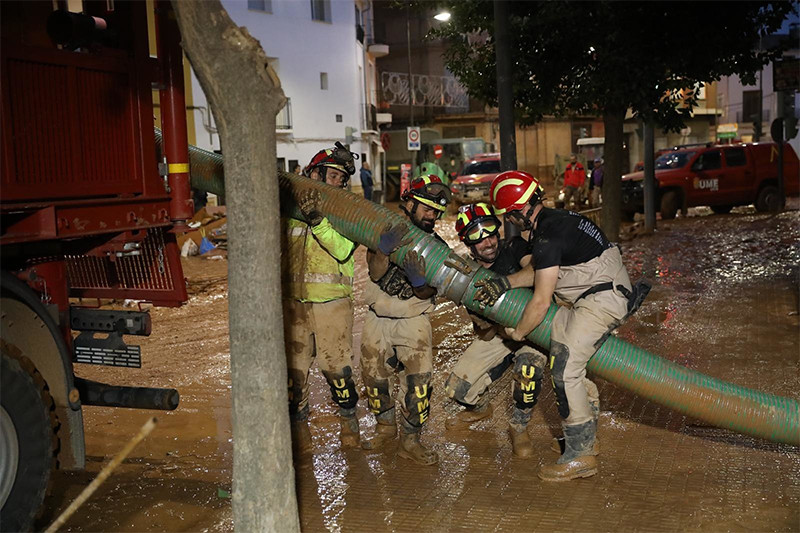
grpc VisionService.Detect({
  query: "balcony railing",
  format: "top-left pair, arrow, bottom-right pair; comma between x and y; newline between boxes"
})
380,71 -> 468,110
276,98 -> 292,130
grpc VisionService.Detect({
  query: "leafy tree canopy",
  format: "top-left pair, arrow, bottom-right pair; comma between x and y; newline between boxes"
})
430,1 -> 796,131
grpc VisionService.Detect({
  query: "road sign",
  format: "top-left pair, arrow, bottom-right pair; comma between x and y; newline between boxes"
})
381,132 -> 391,151
407,127 -> 420,151
433,144 -> 443,159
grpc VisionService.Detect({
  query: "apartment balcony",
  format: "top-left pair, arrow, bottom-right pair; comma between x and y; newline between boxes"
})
276,98 -> 292,132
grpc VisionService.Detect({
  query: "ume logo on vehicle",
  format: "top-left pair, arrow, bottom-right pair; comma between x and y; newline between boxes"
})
693,177 -> 719,191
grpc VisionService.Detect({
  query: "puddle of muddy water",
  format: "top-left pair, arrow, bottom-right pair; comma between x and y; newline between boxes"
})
41,209 -> 799,532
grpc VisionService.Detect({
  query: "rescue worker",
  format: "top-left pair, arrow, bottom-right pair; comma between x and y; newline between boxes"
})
443,202 -> 547,457
360,175 -> 450,465
283,142 -> 361,453
474,170 -> 649,481
562,154 -> 585,210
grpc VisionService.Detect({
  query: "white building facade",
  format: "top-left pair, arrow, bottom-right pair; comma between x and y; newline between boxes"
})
189,0 -> 387,197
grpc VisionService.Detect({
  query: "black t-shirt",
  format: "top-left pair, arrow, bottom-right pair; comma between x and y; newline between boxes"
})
490,236 -> 529,276
529,207 -> 612,270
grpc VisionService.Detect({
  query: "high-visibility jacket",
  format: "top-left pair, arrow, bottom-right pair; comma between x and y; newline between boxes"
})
282,216 -> 356,303
564,162 -> 585,188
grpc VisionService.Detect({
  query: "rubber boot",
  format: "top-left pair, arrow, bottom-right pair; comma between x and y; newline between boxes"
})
398,419 -> 438,466
509,422 -> 534,458
552,393 -> 601,455
446,397 -> 493,429
539,419 -> 598,482
291,419 -> 313,456
340,410 -> 361,448
361,409 -> 397,450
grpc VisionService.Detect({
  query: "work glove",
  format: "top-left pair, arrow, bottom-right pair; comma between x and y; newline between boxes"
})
298,190 -> 324,226
473,275 -> 511,307
377,223 -> 411,255
403,250 -> 427,288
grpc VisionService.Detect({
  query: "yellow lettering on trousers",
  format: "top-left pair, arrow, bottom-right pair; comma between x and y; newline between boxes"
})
333,378 -> 346,389
549,356 -> 555,370
415,384 -> 428,398
335,389 -> 350,399
523,393 -> 534,403
369,398 -> 381,410
520,381 -> 536,391
417,398 -> 430,413
367,387 -> 378,397
521,365 -> 535,379
419,410 -> 429,423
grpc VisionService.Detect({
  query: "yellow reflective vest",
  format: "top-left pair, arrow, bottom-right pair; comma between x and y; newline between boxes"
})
282,217 -> 356,303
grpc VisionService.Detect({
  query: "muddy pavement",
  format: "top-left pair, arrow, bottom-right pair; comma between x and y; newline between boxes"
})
41,205 -> 799,532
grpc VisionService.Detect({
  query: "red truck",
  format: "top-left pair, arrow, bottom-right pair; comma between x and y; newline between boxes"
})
621,142 -> 800,219
1,2 -> 193,530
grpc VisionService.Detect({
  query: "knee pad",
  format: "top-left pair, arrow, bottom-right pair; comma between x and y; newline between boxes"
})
321,366 -> 359,410
404,372 -> 433,428
549,342 -> 571,420
487,352 -> 515,382
444,373 -> 472,406
513,352 -> 544,410
363,377 -> 392,415
287,368 -> 306,416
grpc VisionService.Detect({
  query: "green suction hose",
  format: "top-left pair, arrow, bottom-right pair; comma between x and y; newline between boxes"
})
181,139 -> 800,445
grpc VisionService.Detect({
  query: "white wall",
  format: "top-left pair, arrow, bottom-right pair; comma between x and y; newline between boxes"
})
189,0 -> 378,183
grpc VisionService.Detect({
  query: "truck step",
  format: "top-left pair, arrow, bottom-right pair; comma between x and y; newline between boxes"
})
73,331 -> 141,368
70,308 -> 151,335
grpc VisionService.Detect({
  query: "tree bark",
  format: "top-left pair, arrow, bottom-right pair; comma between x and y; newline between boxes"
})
170,2 -> 297,531
601,108 -> 626,241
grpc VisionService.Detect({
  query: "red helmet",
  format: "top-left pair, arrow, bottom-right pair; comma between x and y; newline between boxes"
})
304,141 -> 358,186
401,175 -> 451,213
456,202 -> 500,245
489,170 -> 545,215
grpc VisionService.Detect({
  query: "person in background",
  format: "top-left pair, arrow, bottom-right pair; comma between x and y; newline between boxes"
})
590,158 -> 603,208
562,154 -> 585,210
292,163 -> 303,175
361,161 -> 374,201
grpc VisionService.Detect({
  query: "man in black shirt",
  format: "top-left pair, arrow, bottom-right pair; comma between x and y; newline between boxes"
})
443,203 -> 547,457
474,170 -> 647,482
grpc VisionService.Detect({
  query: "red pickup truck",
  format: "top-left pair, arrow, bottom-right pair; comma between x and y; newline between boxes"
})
621,142 -> 800,219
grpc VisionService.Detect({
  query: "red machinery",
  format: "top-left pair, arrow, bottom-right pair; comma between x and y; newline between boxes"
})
1,2 -> 192,529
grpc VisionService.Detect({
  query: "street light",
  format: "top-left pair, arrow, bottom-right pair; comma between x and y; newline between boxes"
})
434,11 -> 451,22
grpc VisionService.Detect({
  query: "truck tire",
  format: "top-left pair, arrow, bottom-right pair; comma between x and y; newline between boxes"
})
710,205 -> 733,214
0,351 -> 57,532
659,190 -> 679,220
755,185 -> 782,213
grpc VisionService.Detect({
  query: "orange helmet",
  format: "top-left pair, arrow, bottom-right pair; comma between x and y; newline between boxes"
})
455,202 -> 500,245
401,175 -> 451,213
489,170 -> 544,215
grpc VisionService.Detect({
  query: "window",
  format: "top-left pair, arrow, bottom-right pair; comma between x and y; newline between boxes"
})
724,148 -> 746,167
311,0 -> 331,22
248,0 -> 272,13
462,160 -> 501,175
320,72 -> 328,90
742,90 -> 761,122
335,114 -> 343,123
277,158 -> 286,172
355,6 -> 364,43
288,159 -> 300,173
655,151 -> 696,170
693,150 -> 721,171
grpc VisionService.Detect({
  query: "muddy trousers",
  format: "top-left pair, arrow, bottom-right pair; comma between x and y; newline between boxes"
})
444,336 -> 546,424
284,298 -> 358,421
360,310 -> 433,432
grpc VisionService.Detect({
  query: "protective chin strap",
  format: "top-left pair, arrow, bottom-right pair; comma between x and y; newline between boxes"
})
400,200 -> 436,233
469,243 -> 494,264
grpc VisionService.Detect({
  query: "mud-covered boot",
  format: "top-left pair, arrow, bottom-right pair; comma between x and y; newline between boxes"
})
550,436 -> 600,455
291,419 -> 313,456
339,409 -> 361,448
509,422 -> 534,458
361,409 -> 397,450
539,419 -> 598,482
398,419 -> 438,465
446,395 -> 493,429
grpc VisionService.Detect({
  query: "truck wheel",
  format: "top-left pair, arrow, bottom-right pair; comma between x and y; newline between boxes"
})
659,191 -> 679,220
0,351 -> 57,532
755,185 -> 782,213
710,205 -> 733,214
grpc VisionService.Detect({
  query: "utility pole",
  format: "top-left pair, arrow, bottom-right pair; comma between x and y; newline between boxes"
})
643,119 -> 656,232
406,4 -> 417,177
494,0 -> 519,237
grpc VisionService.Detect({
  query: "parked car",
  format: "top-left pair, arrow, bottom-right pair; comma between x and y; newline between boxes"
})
450,153 -> 501,204
621,142 -> 800,219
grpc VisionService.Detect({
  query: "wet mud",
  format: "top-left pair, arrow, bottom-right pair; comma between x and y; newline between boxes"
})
41,205 -> 799,532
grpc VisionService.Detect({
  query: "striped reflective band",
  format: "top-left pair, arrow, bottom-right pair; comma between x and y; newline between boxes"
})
289,226 -> 311,237
168,163 -> 190,174
291,273 -> 353,285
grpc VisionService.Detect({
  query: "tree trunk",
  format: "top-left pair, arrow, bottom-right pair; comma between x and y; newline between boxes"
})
601,108 -> 626,242
171,2 -> 298,531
